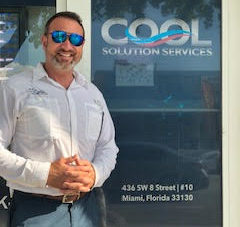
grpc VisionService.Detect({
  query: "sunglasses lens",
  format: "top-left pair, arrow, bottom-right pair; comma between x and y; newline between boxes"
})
69,34 -> 84,46
52,31 -> 67,43
51,31 -> 84,46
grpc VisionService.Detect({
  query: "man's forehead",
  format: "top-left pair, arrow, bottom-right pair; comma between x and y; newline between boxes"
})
48,17 -> 83,33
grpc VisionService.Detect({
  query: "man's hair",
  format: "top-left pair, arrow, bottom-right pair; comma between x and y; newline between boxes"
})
44,11 -> 85,37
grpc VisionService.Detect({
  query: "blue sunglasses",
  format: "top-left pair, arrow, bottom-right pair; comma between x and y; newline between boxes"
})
50,30 -> 84,46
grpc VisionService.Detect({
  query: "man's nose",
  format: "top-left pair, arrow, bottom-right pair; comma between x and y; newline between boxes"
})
60,37 -> 74,50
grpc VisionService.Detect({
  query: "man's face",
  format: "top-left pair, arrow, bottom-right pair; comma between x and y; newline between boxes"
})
42,17 -> 84,72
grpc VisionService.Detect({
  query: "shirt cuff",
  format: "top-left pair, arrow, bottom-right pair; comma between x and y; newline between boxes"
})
31,161 -> 51,188
91,163 -> 100,188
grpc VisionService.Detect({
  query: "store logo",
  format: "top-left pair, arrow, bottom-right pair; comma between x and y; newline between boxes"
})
101,18 -> 212,47
126,28 -> 190,47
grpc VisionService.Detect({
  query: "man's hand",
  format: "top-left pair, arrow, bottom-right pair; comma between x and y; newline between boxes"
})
61,158 -> 96,194
46,155 -> 96,194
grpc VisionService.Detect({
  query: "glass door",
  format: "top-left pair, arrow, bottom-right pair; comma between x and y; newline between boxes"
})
91,0 -> 222,226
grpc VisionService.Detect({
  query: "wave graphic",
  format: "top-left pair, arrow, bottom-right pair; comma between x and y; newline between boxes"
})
125,29 -> 191,47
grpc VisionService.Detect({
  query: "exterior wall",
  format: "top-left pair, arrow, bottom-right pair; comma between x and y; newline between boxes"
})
222,1 -> 240,227
65,0 -> 91,80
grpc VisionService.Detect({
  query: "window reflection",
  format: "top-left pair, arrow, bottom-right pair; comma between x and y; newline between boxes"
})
0,6 -> 55,79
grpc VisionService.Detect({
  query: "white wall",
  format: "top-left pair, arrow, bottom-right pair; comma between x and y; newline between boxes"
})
222,0 -> 240,227
56,0 -> 67,13
57,0 -> 91,81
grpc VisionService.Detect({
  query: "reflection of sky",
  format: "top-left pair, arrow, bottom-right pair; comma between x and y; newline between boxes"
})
14,32 -> 44,66
92,4 -> 221,75
0,15 -> 44,68
0,28 -> 16,48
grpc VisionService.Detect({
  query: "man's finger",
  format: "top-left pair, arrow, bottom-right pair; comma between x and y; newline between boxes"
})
63,155 -> 78,164
63,182 -> 90,192
67,165 -> 91,173
65,170 -> 88,179
75,159 -> 91,166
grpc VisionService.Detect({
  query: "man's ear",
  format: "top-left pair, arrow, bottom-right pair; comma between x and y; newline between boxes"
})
41,35 -> 47,50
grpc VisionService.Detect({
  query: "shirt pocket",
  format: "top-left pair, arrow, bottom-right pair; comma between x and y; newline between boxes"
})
85,103 -> 104,141
19,95 -> 52,139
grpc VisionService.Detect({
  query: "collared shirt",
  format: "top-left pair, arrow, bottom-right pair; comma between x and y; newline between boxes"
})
0,63 -> 118,196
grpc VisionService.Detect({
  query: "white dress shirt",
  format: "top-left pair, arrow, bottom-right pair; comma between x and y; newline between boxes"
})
0,63 -> 118,195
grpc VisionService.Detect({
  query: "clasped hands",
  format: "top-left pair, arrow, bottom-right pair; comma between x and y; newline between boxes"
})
46,155 -> 95,195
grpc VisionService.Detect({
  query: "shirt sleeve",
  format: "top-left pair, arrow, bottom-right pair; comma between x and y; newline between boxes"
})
0,81 -> 51,188
91,90 -> 119,188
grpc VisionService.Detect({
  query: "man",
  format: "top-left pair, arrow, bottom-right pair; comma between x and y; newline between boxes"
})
0,11 -> 118,227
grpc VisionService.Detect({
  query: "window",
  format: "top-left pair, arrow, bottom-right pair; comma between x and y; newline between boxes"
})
0,2 -> 55,79
92,0 -> 222,226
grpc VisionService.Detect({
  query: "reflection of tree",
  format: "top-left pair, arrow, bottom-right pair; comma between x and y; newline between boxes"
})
93,0 -> 220,27
28,7 -> 55,48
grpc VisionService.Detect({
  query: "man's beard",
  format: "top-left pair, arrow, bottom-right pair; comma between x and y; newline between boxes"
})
51,56 -> 78,71
50,48 -> 81,71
